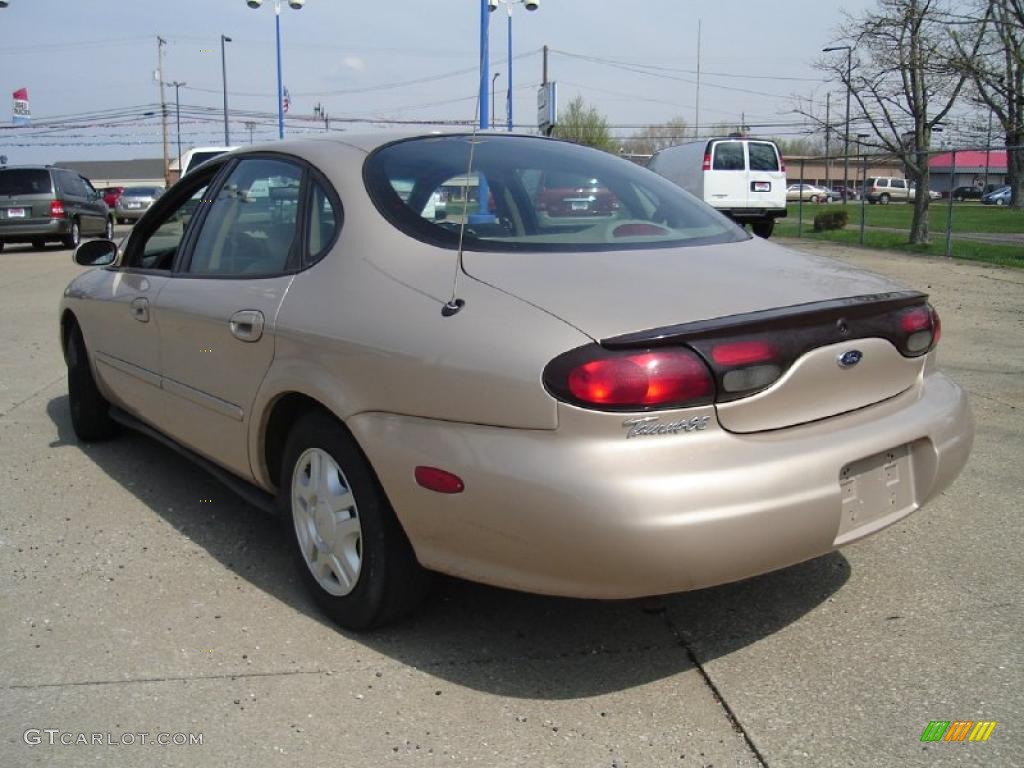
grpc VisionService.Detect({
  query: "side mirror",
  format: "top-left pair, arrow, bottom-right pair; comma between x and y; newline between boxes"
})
74,239 -> 117,267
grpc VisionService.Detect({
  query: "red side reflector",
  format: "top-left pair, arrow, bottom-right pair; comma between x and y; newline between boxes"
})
414,466 -> 464,494
710,340 -> 777,366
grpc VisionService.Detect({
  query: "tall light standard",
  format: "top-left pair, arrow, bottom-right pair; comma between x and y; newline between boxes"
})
489,0 -> 540,132
823,45 -> 853,204
220,34 -> 232,145
491,72 -> 501,127
246,0 -> 304,140
170,81 -> 186,174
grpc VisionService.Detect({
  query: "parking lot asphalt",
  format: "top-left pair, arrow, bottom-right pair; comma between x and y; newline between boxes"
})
1,235 -> 1021,767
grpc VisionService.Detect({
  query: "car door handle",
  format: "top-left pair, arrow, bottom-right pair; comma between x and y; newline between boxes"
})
130,297 -> 150,323
229,310 -> 265,343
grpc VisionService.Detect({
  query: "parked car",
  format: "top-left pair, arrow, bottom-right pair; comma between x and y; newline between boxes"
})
535,170 -> 619,217
100,186 -> 125,209
863,176 -> 913,204
114,185 -> 164,223
908,184 -> 941,202
0,165 -> 113,251
830,184 -> 859,201
62,133 -> 973,629
786,183 -> 830,203
648,137 -> 786,238
952,185 -> 1001,202
981,185 -> 1012,205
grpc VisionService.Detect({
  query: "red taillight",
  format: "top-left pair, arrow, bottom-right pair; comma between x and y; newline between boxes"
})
710,340 -> 777,366
49,200 -> 65,218
414,466 -> 464,494
897,304 -> 938,355
900,306 -> 931,332
556,348 -> 714,409
702,153 -> 711,171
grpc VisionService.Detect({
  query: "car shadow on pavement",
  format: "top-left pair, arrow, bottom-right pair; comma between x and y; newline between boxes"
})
48,394 -> 850,699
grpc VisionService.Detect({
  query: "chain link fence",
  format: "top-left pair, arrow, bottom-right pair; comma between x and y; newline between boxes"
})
780,145 -> 1021,263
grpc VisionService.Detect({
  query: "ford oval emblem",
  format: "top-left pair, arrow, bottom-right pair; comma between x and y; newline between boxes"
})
838,350 -> 863,368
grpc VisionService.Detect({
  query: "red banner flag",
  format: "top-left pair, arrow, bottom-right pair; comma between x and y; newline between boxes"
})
12,87 -> 30,125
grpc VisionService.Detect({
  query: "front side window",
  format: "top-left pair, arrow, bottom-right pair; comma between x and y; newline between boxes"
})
365,135 -> 744,253
186,158 -> 302,276
127,178 -> 211,271
712,142 -> 745,171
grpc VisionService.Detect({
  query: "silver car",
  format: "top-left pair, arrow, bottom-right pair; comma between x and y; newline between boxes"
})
61,133 -> 973,629
114,185 -> 164,223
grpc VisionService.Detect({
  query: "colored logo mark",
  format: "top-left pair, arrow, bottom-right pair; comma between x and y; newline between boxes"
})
920,721 -> 996,742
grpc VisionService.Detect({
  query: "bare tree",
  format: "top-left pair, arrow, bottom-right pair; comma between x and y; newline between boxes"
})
625,117 -> 691,156
552,96 -> 614,152
952,0 -> 1024,208
817,0 -> 985,244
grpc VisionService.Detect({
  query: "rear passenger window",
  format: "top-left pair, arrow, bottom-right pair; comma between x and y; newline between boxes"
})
713,143 -> 745,171
186,158 -> 302,276
307,180 -> 339,262
748,143 -> 779,171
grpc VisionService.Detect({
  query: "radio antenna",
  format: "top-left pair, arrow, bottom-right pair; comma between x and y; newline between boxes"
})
442,91 -> 484,317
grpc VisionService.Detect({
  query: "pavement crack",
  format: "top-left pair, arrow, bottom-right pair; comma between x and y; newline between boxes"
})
2,668 -> 330,691
660,612 -> 769,768
0,374 -> 64,419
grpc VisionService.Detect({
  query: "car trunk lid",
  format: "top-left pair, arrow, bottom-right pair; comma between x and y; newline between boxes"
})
464,237 -> 934,432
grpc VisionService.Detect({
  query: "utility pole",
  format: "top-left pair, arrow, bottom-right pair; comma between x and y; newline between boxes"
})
542,44 -> 548,86
245,121 -> 256,144
824,92 -> 831,189
157,36 -> 170,186
221,34 -> 232,145
695,19 -> 702,138
171,81 -> 186,178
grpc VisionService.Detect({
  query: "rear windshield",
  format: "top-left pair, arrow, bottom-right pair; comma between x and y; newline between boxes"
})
748,142 -> 780,171
0,169 -> 51,196
712,142 -> 745,171
123,186 -> 162,197
364,135 -> 744,253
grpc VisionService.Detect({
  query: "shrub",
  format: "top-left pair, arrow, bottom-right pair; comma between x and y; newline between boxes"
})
813,210 -> 849,231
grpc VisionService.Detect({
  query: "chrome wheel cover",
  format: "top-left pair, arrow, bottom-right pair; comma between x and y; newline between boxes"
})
291,447 -> 362,597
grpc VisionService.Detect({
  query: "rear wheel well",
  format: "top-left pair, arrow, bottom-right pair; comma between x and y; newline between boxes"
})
263,393 -> 337,489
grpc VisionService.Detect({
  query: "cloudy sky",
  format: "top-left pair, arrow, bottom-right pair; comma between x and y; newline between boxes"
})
0,0 -> 876,164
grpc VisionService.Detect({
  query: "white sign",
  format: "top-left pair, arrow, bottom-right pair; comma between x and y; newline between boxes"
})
537,82 -> 557,134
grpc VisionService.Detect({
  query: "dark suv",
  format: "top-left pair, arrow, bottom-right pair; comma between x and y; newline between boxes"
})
0,166 -> 113,251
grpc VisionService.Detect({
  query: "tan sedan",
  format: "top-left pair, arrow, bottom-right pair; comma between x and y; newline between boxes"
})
61,133 -> 973,629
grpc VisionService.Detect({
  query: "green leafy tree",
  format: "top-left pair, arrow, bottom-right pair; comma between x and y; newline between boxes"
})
553,96 -> 614,152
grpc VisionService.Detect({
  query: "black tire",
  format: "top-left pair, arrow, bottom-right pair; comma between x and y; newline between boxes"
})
751,219 -> 775,238
103,217 -> 114,239
809,195 -> 819,204
955,194 -> 964,202
879,193 -> 891,205
31,238 -> 46,250
117,217 -> 126,225
66,324 -> 118,442
279,411 -> 430,630
62,219 -> 81,249
0,241 -> 4,253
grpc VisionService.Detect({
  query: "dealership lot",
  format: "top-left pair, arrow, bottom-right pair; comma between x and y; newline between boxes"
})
0,238 -> 1021,767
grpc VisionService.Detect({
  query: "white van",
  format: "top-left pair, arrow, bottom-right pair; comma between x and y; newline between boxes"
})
648,138 -> 787,238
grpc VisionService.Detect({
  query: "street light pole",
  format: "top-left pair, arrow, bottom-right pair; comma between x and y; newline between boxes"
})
506,3 -> 513,131
221,34 -> 232,145
823,45 -> 853,204
171,81 -> 185,175
275,1 -> 284,139
491,72 -> 500,127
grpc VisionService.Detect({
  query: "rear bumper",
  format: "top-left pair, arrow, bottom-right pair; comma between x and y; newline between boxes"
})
349,369 -> 973,599
720,207 -> 787,221
0,218 -> 71,241
115,207 -> 148,221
